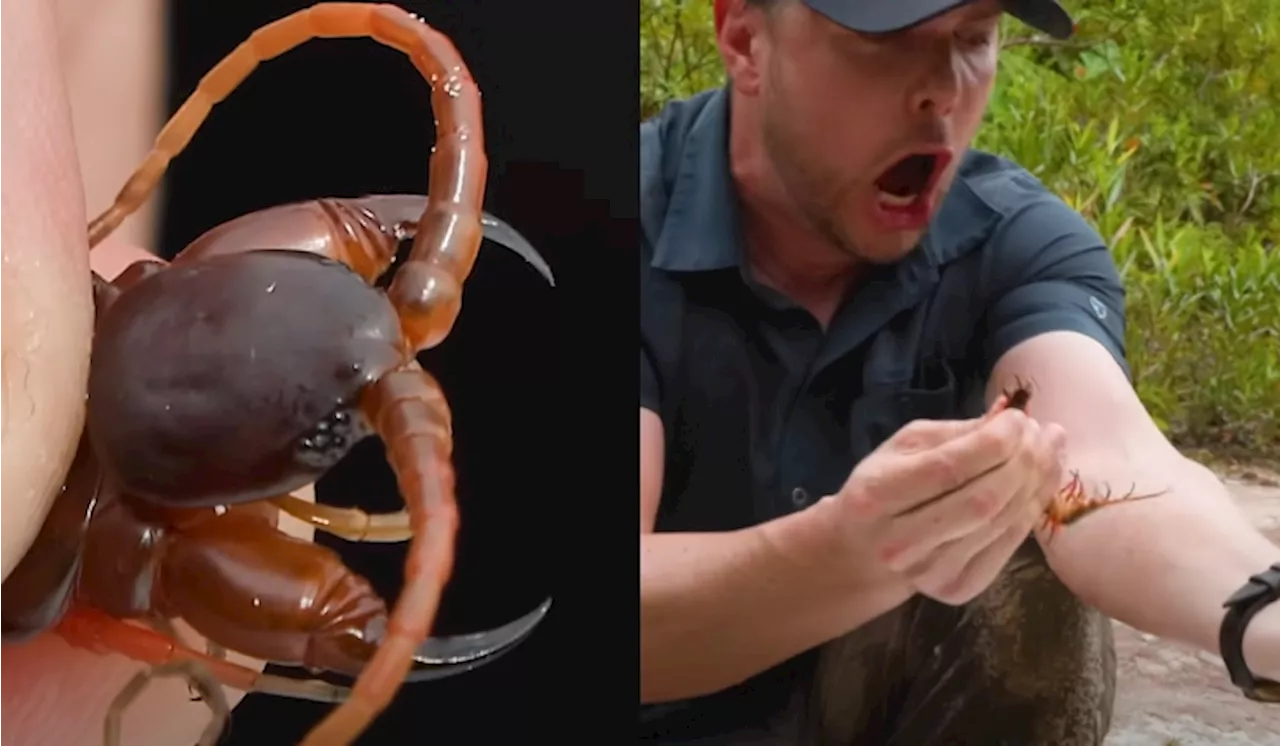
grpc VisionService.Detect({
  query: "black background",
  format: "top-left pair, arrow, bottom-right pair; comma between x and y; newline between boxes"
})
156,2 -> 637,742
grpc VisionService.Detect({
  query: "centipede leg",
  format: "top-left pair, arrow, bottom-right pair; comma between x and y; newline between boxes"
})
143,614 -> 222,701
1041,472 -> 1167,544
104,659 -> 230,746
56,606 -> 352,706
297,363 -> 459,746
271,493 -> 412,543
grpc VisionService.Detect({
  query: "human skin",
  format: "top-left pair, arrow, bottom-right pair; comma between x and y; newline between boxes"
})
640,0 -> 1279,703
54,0 -> 167,250
2,0 -> 97,585
2,2 -> 316,744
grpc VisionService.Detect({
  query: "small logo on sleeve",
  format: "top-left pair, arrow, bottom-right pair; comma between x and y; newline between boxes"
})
1089,295 -> 1108,320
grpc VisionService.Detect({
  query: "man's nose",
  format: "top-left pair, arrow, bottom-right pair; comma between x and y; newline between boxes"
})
908,48 -> 963,116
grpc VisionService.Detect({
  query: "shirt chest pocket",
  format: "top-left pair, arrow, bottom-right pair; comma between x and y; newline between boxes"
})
849,355 -> 976,461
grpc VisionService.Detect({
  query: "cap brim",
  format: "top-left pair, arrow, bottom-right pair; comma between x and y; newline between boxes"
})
1003,0 -> 1074,39
803,0 -> 1074,40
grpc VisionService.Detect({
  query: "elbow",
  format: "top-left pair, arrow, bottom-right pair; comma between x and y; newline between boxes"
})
639,599 -> 709,704
640,676 -> 689,705
640,575 -> 745,705
640,657 -> 742,705
639,636 -> 695,704
640,685 -> 709,706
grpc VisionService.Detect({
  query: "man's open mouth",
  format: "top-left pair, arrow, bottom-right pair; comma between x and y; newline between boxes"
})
873,151 -> 950,208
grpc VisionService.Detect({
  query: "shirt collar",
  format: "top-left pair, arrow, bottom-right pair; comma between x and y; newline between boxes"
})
650,87 -> 744,272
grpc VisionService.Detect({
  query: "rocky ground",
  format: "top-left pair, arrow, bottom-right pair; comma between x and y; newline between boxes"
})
1105,468 -> 1280,746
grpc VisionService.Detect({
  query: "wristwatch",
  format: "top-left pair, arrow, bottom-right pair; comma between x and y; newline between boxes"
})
1219,561 -> 1280,702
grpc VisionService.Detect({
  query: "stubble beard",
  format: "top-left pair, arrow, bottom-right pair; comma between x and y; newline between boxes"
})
760,104 -> 863,262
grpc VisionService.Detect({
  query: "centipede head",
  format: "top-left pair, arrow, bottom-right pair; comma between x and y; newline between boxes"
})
1002,375 -> 1035,412
86,250 -> 401,508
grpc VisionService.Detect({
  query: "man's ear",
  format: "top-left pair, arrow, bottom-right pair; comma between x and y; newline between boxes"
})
716,0 -> 771,96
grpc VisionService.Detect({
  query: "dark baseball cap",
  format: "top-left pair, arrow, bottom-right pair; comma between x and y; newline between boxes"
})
803,0 -> 1074,40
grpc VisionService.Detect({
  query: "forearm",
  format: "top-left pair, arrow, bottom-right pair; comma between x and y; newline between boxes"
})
640,498 -> 911,703
1043,456 -> 1280,678
1,0 -> 96,580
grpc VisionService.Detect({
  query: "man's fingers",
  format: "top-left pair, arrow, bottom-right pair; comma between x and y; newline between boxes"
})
847,408 -> 1030,519
900,420 -> 1068,605
887,408 -> 999,453
899,448 -> 1034,585
912,500 -> 1034,606
945,522 -> 1031,606
874,420 -> 1040,571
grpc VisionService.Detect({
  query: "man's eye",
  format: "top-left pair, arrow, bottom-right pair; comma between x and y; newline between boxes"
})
956,29 -> 995,48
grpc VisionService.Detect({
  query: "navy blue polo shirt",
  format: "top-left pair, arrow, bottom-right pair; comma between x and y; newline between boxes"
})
639,87 -> 1131,742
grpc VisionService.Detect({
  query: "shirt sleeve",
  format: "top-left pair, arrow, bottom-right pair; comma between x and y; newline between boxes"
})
981,196 -> 1131,380
641,344 -> 662,414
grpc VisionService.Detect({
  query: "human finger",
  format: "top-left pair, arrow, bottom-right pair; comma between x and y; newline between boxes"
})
907,423 -> 1066,604
843,407 -> 1030,520
0,6 -> 95,581
880,407 -> 1000,454
923,518 -> 1034,606
874,418 -> 1045,572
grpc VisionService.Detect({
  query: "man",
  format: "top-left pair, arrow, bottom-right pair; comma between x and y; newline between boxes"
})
638,0 -> 1280,743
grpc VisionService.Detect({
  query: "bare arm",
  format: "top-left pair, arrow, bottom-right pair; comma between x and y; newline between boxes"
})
639,408 -> 913,703
991,331 -> 1280,679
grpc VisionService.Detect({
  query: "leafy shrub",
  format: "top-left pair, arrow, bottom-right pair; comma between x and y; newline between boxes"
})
640,0 -> 1279,457
640,0 -> 721,120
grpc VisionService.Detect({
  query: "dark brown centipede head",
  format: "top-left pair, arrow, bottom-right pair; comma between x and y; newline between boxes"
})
87,250 -> 405,508
1002,375 -> 1034,412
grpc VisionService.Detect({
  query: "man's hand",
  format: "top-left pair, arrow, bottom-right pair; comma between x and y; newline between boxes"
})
830,405 -> 1066,605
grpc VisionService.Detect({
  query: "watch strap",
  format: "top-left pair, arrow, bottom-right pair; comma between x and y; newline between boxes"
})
1219,561 -> 1280,702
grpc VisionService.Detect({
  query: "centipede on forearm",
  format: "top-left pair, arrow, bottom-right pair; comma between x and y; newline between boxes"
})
993,376 -> 1168,541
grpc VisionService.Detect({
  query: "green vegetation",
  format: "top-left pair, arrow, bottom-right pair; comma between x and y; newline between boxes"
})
640,0 -> 1279,458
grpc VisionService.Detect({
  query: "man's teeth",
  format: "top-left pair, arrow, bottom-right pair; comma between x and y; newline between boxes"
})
877,190 -> 917,207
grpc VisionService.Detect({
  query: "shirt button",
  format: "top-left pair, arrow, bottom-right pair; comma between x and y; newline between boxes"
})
791,487 -> 811,507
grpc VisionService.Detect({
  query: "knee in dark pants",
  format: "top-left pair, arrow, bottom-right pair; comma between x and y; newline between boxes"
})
806,541 -> 1116,746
